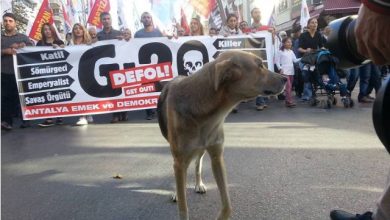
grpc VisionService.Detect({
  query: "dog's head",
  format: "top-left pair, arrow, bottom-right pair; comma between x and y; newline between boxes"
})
213,51 -> 286,100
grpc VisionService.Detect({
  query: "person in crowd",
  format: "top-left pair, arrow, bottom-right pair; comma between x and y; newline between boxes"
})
250,7 -> 271,111
88,26 -> 98,43
275,37 -> 300,107
189,17 -> 204,36
291,25 -> 302,57
96,12 -> 122,41
209,27 -> 218,36
359,62 -> 382,103
239,20 -> 251,33
219,13 -> 242,37
121,27 -> 132,41
36,23 -> 66,127
176,25 -> 186,36
330,1 -> 390,219
134,11 -> 163,120
65,32 -> 72,45
1,13 -> 34,131
96,12 -> 124,123
250,7 -> 270,32
218,13 -> 242,113
298,18 -> 325,102
291,25 -> 303,97
322,26 -> 331,41
69,23 -> 95,126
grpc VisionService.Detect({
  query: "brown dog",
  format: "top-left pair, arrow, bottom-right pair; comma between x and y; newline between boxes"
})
157,51 -> 286,220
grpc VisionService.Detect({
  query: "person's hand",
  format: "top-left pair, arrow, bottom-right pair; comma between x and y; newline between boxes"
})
4,48 -> 17,55
355,5 -> 390,65
10,43 -> 19,49
18,42 -> 26,48
279,69 -> 284,74
52,44 -> 59,48
306,48 -> 312,53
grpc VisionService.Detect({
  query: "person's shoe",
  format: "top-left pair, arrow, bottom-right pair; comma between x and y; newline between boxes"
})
20,121 -> 31,128
111,116 -> 120,123
86,115 -> 94,123
366,95 -> 375,100
119,113 -> 128,121
286,102 -> 296,108
145,113 -> 155,120
55,118 -> 64,125
1,121 -> 13,131
256,105 -> 265,111
330,210 -> 373,220
38,120 -> 55,127
358,96 -> 374,103
76,117 -> 88,126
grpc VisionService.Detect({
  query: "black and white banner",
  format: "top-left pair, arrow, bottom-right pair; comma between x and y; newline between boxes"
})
14,33 -> 273,120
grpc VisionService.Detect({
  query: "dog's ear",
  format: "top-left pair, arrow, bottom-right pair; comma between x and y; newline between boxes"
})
214,59 -> 242,91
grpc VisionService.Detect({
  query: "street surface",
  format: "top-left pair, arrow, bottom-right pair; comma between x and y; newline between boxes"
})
2,97 -> 390,220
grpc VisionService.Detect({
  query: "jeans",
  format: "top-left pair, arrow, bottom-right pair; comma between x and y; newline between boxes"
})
359,63 -> 381,100
347,68 -> 359,93
302,69 -> 313,100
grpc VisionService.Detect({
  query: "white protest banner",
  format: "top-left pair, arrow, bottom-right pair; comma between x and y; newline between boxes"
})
14,33 -> 273,120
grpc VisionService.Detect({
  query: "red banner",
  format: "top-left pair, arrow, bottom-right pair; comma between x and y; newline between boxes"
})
28,0 -> 54,41
87,0 -> 110,29
109,62 -> 173,89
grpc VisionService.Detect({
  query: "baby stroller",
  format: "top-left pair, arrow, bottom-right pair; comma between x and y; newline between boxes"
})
301,49 -> 353,108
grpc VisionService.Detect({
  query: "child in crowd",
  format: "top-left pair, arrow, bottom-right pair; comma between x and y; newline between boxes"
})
275,37 -> 300,107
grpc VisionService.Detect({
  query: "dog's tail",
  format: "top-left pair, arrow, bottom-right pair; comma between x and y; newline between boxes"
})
157,81 -> 169,140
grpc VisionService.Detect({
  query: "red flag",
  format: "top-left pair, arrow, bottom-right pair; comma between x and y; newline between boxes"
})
29,0 -> 54,41
180,7 -> 190,35
189,0 -> 215,17
87,0 -> 110,29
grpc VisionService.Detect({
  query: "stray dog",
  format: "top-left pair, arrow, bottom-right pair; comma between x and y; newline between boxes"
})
157,51 -> 286,220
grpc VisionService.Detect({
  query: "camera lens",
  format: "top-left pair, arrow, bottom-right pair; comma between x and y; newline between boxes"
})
326,16 -> 369,69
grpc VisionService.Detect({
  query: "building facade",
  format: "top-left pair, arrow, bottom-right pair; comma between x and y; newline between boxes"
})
275,0 -> 361,34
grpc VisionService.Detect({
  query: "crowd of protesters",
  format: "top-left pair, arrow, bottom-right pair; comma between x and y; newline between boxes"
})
1,8 -> 389,131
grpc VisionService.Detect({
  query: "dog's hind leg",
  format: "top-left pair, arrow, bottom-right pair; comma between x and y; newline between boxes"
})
173,155 -> 192,220
208,145 -> 232,220
195,150 -> 207,194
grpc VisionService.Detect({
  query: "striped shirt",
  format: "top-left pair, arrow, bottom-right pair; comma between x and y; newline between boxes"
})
1,33 -> 32,75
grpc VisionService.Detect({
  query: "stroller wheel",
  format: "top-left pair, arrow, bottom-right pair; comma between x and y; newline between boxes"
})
349,99 -> 354,108
326,100 -> 332,109
332,97 -> 337,105
310,98 -> 319,106
342,98 -> 350,108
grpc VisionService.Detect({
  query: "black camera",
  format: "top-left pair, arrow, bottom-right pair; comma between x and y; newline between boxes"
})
327,16 -> 389,154
326,16 -> 369,69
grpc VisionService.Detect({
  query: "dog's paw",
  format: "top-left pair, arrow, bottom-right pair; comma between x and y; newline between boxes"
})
195,183 -> 207,194
171,193 -> 177,203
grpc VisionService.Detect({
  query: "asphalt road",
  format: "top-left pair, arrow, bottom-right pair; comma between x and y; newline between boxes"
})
2,97 -> 389,220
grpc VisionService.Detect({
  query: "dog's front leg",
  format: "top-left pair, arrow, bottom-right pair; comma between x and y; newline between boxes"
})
195,151 -> 207,194
208,146 -> 232,220
174,157 -> 190,220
